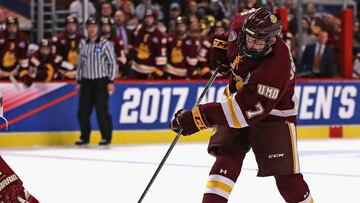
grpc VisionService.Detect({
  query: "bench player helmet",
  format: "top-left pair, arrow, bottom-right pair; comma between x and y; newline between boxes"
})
239,7 -> 282,58
6,16 -> 19,26
65,15 -> 78,24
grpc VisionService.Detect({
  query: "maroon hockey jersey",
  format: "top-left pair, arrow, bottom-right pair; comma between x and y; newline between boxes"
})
52,32 -> 85,70
131,26 -> 167,75
0,31 -> 28,77
165,34 -> 198,78
102,33 -> 126,75
26,50 -> 61,82
201,10 -> 297,128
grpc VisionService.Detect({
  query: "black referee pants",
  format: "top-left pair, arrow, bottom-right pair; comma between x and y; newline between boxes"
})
77,78 -> 112,142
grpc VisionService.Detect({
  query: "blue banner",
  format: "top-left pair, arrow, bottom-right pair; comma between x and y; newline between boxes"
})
1,80 -> 359,132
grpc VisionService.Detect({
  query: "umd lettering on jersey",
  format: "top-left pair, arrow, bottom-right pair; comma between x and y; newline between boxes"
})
212,39 -> 228,50
257,84 -> 280,100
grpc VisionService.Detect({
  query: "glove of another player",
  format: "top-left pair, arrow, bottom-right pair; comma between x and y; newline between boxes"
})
169,108 -> 208,136
22,75 -> 33,87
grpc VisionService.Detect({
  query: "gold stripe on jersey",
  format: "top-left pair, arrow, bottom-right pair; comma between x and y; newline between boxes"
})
227,95 -> 241,128
287,122 -> 300,174
223,86 -> 230,98
192,107 -> 207,130
155,56 -> 167,66
212,39 -> 228,50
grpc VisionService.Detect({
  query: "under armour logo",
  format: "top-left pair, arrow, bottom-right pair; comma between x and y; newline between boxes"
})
220,169 -> 227,174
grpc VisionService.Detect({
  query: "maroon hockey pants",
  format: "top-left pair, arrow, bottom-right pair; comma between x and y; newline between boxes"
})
202,150 -> 311,203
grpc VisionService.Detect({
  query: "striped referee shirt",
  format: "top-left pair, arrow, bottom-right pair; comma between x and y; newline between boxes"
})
77,37 -> 117,82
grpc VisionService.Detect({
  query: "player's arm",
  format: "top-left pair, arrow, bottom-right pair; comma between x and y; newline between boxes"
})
170,63 -> 291,135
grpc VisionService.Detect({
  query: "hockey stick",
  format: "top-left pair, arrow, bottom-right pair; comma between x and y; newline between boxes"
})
138,67 -> 220,203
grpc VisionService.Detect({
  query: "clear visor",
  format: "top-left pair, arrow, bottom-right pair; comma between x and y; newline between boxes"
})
245,34 -> 267,53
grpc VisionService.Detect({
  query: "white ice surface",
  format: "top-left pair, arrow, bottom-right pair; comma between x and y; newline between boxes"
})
1,139 -> 360,203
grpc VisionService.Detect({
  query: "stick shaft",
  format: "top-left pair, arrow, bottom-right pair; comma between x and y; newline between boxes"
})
138,68 -> 219,203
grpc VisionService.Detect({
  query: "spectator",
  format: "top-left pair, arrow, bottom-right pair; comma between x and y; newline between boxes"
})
75,17 -> 117,146
353,53 -> 360,78
52,15 -> 85,79
114,9 -> 132,56
22,39 -> 62,87
187,1 -> 199,18
135,0 -> 163,21
265,0 -> 277,12
186,0 -> 212,20
126,15 -> 140,31
121,0 -> 135,21
99,1 -> 114,18
129,9 -> 167,79
354,21 -> 360,48
112,0 -> 127,10
322,14 -> 341,71
300,30 -> 336,78
218,0 -> 231,19
209,0 -> 225,21
304,3 -> 317,21
296,17 -> 317,52
69,0 -> 96,23
167,2 -> 182,32
0,8 -> 6,31
188,14 -> 200,37
0,17 -> 29,81
100,17 -> 127,79
165,16 -> 198,79
197,0 -> 211,19
243,0 -> 261,10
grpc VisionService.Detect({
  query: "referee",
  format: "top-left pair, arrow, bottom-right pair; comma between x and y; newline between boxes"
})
75,17 -> 117,146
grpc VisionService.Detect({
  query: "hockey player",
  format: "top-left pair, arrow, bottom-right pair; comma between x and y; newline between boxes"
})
197,21 -> 228,79
165,16 -> 198,79
170,7 -> 313,203
100,17 -> 127,79
19,39 -> 61,87
0,17 -> 29,80
129,9 -> 167,79
52,15 -> 84,79
0,156 -> 39,202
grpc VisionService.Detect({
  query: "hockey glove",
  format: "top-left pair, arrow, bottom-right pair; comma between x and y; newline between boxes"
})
170,107 -> 209,136
210,34 -> 230,76
22,75 -> 33,87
